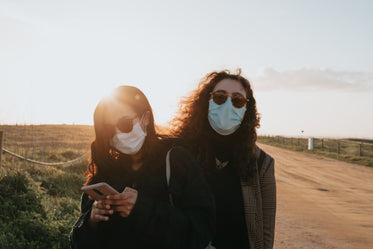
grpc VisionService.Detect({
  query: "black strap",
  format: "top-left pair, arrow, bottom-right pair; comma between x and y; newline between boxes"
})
166,148 -> 174,207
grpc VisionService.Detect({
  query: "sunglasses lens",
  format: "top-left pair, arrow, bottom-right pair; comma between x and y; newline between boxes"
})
231,94 -> 247,108
212,92 -> 228,105
117,117 -> 133,133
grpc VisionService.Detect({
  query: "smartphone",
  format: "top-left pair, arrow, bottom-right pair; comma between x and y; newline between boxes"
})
81,182 -> 119,200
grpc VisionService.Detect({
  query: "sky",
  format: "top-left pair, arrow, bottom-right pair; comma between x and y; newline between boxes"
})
1,0 -> 373,138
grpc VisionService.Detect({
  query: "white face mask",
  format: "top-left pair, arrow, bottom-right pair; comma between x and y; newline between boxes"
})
111,118 -> 147,155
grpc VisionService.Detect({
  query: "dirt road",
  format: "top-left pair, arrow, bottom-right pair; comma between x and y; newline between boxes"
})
258,143 -> 373,249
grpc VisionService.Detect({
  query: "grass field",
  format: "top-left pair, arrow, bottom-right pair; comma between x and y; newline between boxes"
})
0,125 -> 93,249
0,125 -> 94,163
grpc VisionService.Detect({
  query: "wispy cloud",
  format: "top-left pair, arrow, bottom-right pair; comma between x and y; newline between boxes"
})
251,68 -> 373,92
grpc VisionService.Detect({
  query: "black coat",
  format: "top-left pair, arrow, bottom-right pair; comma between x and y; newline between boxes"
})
70,146 -> 215,249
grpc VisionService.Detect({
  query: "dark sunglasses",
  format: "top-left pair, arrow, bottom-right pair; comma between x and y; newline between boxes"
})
116,116 -> 138,133
210,91 -> 249,108
105,115 -> 140,134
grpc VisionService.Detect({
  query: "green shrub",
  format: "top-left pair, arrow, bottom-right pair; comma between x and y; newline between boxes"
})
0,170 -> 81,248
40,171 -> 85,198
0,125 -> 92,248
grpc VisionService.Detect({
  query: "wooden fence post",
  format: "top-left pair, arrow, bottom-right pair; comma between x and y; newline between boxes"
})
337,141 -> 340,154
0,131 -> 3,169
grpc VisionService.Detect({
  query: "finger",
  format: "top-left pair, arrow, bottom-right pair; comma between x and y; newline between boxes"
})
123,187 -> 138,194
106,194 -> 132,200
96,201 -> 111,210
117,210 -> 130,218
93,214 -> 110,221
121,212 -> 130,217
112,205 -> 133,213
96,208 -> 114,215
105,199 -> 132,206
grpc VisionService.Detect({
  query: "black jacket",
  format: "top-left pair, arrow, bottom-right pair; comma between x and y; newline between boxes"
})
70,146 -> 215,249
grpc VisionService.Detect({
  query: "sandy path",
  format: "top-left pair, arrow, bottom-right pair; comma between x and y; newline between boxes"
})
257,143 -> 373,249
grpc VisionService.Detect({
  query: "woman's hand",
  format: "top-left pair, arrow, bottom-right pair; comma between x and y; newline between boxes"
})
105,187 -> 138,218
89,200 -> 114,228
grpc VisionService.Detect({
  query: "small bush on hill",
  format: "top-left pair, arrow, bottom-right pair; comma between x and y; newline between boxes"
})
0,169 -> 83,248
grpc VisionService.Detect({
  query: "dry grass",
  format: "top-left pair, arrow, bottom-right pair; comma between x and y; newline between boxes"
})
0,124 -> 94,163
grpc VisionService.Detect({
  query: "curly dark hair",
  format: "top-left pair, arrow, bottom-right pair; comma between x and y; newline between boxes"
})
85,86 -> 164,185
170,69 -> 260,178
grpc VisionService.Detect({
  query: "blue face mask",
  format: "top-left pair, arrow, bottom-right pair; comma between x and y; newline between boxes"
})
208,98 -> 246,136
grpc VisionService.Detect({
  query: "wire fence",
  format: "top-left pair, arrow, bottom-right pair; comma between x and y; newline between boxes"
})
0,125 -> 94,168
1,147 -> 88,166
258,135 -> 373,158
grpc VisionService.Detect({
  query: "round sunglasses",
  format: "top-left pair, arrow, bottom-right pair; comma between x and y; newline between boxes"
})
105,115 -> 140,134
210,91 -> 249,108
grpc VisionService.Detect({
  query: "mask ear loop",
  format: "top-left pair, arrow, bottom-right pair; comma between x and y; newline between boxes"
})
139,113 -> 145,123
138,112 -> 147,135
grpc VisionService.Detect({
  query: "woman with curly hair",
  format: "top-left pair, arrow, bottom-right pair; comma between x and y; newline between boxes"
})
170,70 -> 276,249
